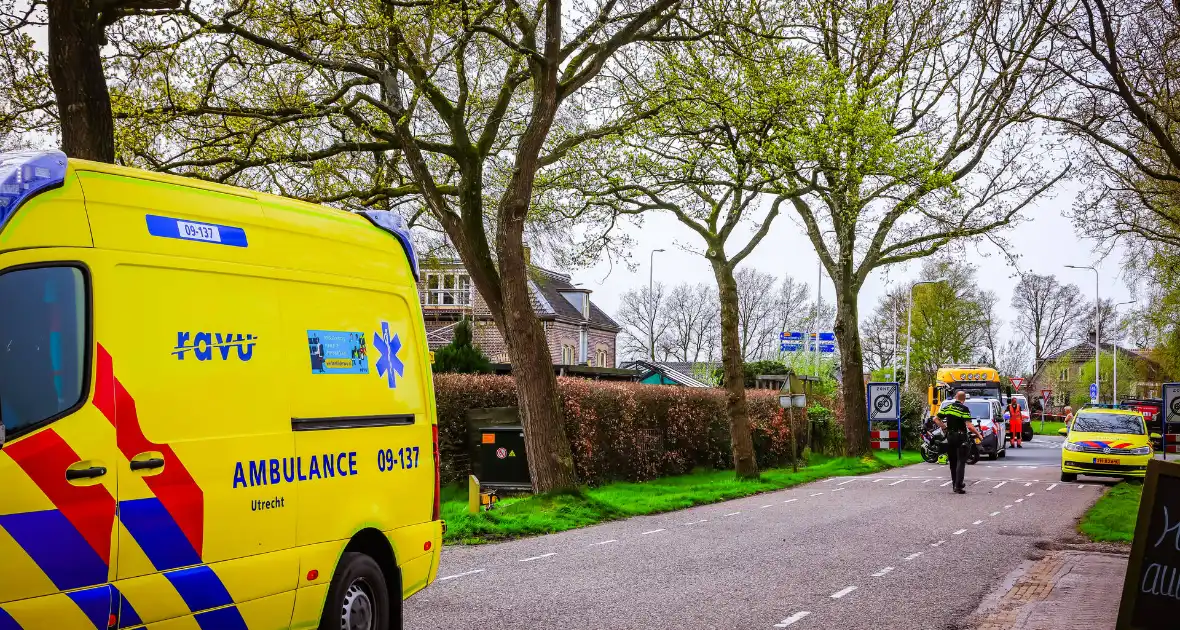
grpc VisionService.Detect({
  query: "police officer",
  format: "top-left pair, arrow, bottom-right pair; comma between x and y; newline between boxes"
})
932,391 -> 983,494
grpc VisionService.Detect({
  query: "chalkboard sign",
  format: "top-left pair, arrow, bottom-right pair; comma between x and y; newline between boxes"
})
1118,459 -> 1180,629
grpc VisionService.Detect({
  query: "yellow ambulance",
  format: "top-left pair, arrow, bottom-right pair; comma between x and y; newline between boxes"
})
0,150 -> 442,630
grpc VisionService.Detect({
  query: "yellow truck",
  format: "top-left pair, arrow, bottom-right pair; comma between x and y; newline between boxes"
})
927,365 -> 1004,410
0,150 -> 442,629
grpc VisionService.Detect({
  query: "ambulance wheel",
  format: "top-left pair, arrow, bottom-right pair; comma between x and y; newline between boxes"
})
1061,472 -> 1077,482
321,552 -> 391,630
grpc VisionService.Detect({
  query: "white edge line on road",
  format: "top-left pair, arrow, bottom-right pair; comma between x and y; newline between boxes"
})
724,512 -> 741,517
953,529 -> 967,535
641,529 -> 665,535
591,539 -> 617,546
439,569 -> 485,581
1025,482 -> 1033,486
1047,483 -> 1058,491
686,520 -> 707,525
873,479 -> 884,483
889,480 -> 904,486
904,552 -> 923,561
833,488 -> 845,492
520,553 -> 557,562
923,479 -> 933,484
810,493 -> 824,497
784,499 -> 798,504
871,567 -> 894,577
990,511 -> 1001,516
973,520 -> 983,525
838,479 -> 857,485
761,504 -> 773,509
774,612 -> 811,627
831,586 -> 858,599
822,478 -> 834,483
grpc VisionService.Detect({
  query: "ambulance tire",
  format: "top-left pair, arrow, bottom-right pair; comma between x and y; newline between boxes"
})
321,552 -> 391,630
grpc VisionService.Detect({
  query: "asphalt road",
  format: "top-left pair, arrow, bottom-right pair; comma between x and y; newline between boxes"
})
405,434 -> 1115,630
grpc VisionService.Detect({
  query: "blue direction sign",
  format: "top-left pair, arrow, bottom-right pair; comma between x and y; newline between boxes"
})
780,331 -> 804,341
818,332 -> 835,342
780,342 -> 803,352
780,331 -> 836,353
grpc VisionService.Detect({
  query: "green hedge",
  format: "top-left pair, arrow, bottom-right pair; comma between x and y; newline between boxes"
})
432,374 -> 839,486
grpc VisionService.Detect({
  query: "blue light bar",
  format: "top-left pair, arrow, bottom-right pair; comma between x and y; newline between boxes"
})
358,210 -> 420,281
0,150 -> 68,229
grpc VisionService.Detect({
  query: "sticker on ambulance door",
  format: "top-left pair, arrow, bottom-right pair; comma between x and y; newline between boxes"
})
307,330 -> 369,374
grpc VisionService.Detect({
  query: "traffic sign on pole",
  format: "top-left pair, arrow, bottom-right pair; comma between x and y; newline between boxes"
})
1090,383 -> 1099,404
1041,389 -> 1051,406
1162,383 -> 1180,462
867,382 -> 901,460
1010,377 -> 1025,390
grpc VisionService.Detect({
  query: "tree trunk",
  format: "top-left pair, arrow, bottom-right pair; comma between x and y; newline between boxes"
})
47,0 -> 115,162
834,281 -> 870,457
712,260 -> 758,478
495,213 -> 578,493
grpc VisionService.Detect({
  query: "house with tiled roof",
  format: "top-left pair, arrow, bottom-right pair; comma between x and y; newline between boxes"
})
418,260 -> 620,367
1027,338 -> 1162,409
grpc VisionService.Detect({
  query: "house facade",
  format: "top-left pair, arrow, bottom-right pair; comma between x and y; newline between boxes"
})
418,261 -> 620,367
1027,339 -> 1162,408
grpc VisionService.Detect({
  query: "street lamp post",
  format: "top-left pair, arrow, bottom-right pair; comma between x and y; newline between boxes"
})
1066,265 -> 1100,403
648,249 -> 666,361
1112,299 -> 1136,406
905,278 -> 946,389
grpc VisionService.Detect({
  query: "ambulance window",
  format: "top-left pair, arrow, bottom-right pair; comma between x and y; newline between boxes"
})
0,266 -> 87,438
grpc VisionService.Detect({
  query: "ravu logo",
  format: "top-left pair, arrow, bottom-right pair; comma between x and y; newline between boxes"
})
174,331 -> 258,361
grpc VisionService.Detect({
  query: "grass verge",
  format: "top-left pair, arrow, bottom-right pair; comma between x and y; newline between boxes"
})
443,451 -> 923,545
1079,481 -> 1143,543
1031,420 -> 1067,437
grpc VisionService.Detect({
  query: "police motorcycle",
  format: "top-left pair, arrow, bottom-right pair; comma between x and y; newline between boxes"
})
920,417 -> 981,465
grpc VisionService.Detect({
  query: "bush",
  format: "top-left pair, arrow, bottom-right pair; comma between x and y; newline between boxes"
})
432,318 -> 493,374
432,374 -> 840,486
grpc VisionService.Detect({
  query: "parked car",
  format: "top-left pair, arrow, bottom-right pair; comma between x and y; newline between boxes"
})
966,398 -> 1007,460
1060,408 -> 1155,481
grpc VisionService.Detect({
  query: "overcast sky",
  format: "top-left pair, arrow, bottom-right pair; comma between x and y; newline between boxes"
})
570,179 -> 1138,351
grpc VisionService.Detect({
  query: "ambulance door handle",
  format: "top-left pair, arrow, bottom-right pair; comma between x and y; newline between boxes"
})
130,457 -> 165,471
65,465 -> 107,480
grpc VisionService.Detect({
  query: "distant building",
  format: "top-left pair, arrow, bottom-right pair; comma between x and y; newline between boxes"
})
1028,339 -> 1162,408
621,360 -> 718,387
418,260 -> 619,367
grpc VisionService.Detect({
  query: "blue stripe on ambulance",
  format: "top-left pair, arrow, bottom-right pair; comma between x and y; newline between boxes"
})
115,586 -> 142,629
66,585 -> 112,630
119,498 -> 202,571
0,606 -> 20,630
164,566 -> 234,613
193,606 -> 248,630
0,510 -> 107,591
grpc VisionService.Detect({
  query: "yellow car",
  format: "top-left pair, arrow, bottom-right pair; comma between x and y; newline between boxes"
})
1060,408 -> 1155,482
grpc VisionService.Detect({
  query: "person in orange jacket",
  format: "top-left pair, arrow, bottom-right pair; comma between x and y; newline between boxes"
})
1006,398 -> 1024,448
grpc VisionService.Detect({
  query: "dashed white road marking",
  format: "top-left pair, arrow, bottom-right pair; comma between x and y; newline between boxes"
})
994,481 -> 1007,489
872,567 -> 894,577
775,612 -> 811,627
904,552 -> 924,561
520,553 -> 557,562
1077,485 -> 1085,489
1015,499 -> 1024,503
990,511 -> 1001,516
1025,482 -> 1033,487
822,478 -> 834,483
923,479 -> 933,484
439,569 -> 485,581
685,520 -> 707,526
889,480 -> 905,486
941,481 -> 952,487
761,505 -> 773,509
1026,492 -> 1035,497
873,479 -> 884,483
810,493 -> 825,497
641,529 -> 665,535
784,499 -> 798,504
831,586 -> 858,599
1004,505 -> 1013,509
1047,484 -> 1058,491
931,540 -> 946,547
591,539 -> 617,546
838,479 -> 858,485
953,529 -> 968,535
724,512 -> 741,517
833,488 -> 846,492
973,520 -> 983,525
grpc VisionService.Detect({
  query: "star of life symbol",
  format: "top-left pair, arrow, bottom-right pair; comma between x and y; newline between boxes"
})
373,321 -> 404,389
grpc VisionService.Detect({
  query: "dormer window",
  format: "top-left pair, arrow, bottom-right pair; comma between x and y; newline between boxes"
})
560,290 -> 590,319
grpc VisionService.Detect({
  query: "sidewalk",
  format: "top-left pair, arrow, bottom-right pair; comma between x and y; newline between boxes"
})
965,542 -> 1129,630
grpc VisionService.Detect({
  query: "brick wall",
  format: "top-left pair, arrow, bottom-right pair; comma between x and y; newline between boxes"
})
588,327 -> 617,368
